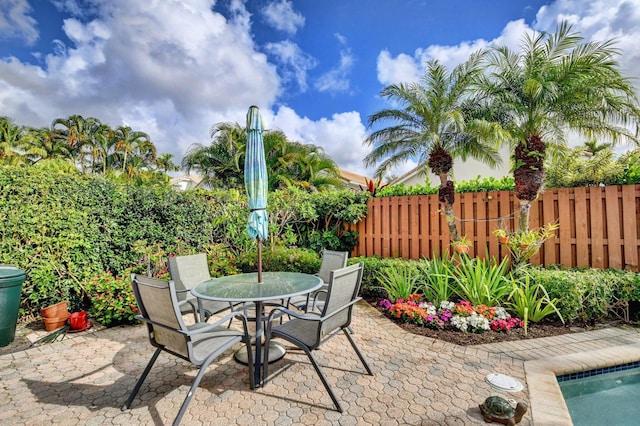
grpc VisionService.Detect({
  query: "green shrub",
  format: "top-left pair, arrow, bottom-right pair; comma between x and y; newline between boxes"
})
519,267 -> 583,323
86,269 -> 140,326
519,266 -> 640,324
351,256 -> 415,299
238,244 -> 320,274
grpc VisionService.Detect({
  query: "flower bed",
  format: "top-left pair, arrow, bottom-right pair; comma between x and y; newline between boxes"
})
378,294 -> 523,334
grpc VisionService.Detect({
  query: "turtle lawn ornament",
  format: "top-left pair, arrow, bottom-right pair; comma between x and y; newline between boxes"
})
479,396 -> 527,425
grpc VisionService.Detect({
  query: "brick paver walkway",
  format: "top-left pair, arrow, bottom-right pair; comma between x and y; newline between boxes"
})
1,301 -> 639,425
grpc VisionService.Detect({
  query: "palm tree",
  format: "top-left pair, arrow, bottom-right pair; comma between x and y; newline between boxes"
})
581,139 -> 612,157
182,122 -> 246,188
51,115 -> 103,170
477,21 -> 640,231
20,127 -> 71,164
155,153 -> 180,174
364,53 -> 506,241
289,144 -> 342,191
0,117 -> 27,165
262,131 -> 342,191
112,126 -> 155,173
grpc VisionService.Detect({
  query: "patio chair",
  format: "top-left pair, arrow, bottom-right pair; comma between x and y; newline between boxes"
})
168,253 -> 236,322
287,250 -> 349,312
123,274 -> 254,426
263,262 -> 373,412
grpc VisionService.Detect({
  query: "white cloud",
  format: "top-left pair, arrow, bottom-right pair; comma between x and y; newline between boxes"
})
262,0 -> 304,35
265,40 -> 317,92
534,0 -> 640,83
272,106 -> 373,176
376,50 -> 421,86
0,0 -> 38,45
376,19 -> 531,87
314,33 -> 354,94
0,0 -> 281,161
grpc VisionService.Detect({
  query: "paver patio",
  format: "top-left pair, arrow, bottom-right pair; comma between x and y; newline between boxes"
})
1,301 -> 639,425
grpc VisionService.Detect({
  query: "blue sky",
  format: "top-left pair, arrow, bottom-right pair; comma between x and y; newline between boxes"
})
1,0 -> 639,177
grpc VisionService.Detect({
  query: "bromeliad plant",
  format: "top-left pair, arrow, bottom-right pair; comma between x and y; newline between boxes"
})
417,251 -> 455,305
506,221 -> 559,268
374,264 -> 420,302
451,254 -> 511,306
506,273 -> 563,336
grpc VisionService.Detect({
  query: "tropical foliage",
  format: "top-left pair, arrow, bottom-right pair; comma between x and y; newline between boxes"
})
0,165 -> 367,320
0,114 -> 174,184
545,144 -> 627,187
507,273 -> 562,336
476,21 -> 640,231
364,54 -> 507,241
182,122 -> 343,191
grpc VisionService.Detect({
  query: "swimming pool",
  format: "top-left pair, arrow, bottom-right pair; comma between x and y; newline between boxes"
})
558,361 -> 640,426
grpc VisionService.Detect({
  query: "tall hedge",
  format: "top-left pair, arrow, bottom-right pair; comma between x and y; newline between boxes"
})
0,166 -> 369,318
0,167 -> 216,315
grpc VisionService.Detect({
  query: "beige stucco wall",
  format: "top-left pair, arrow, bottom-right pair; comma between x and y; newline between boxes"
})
393,145 -> 511,186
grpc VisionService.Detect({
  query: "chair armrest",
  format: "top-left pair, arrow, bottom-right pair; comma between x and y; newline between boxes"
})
187,309 -> 250,336
317,297 -> 361,321
266,305 -> 322,324
309,289 -> 329,311
136,310 -> 249,337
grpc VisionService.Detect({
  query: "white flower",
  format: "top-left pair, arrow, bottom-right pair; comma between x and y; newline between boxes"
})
493,306 -> 510,320
468,312 -> 490,331
425,304 -> 437,316
451,315 -> 468,332
440,300 -> 455,311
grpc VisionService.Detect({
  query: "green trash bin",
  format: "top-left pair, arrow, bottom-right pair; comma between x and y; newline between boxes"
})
0,265 -> 26,347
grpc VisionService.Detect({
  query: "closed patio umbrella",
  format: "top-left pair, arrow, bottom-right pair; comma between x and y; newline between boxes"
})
245,105 -> 269,283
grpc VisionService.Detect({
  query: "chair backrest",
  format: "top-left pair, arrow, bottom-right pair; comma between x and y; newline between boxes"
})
320,262 -> 363,335
131,274 -> 190,359
168,253 -> 211,301
317,250 -> 349,284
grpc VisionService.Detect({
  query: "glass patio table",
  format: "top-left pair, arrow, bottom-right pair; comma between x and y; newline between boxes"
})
191,271 -> 323,387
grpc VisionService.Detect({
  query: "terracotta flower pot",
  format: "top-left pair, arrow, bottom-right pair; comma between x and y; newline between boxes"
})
43,314 -> 69,331
41,301 -> 69,319
454,244 -> 470,254
499,236 -> 509,244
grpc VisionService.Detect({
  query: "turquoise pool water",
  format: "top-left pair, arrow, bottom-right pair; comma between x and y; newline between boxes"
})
558,362 -> 640,426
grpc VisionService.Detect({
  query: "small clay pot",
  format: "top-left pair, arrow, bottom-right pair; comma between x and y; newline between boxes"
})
455,244 -> 470,254
43,315 -> 69,331
41,301 -> 69,319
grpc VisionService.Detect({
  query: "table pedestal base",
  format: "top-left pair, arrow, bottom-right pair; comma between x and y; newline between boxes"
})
234,341 -> 286,364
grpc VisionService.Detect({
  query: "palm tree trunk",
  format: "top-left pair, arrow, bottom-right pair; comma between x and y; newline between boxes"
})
514,135 -> 546,231
518,199 -> 530,232
438,172 -> 459,241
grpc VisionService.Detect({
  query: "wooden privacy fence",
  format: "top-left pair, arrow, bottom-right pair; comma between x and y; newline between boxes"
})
349,184 -> 640,271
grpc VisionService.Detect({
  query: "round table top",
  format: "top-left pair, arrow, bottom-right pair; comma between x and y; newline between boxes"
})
191,271 -> 323,302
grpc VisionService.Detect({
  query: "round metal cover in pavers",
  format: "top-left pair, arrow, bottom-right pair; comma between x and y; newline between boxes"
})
485,373 -> 523,393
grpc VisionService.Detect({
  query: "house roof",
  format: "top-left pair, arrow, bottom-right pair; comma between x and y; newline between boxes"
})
169,174 -> 203,189
339,169 -> 370,187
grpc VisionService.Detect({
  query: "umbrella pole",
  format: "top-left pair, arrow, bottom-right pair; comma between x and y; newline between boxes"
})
257,237 -> 263,283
